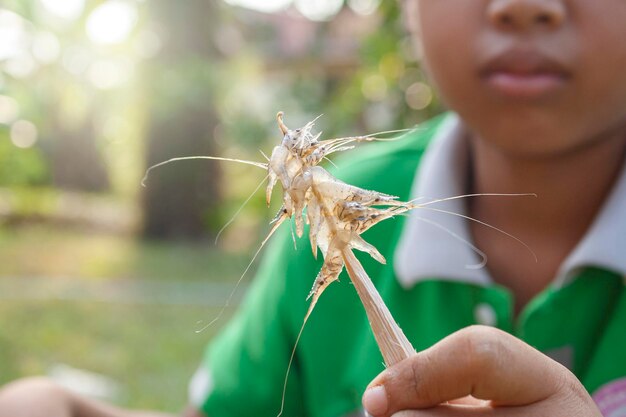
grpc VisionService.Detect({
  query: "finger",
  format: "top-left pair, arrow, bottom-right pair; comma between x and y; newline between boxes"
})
393,404 -> 500,417
445,396 -> 488,406
391,393 -> 603,417
363,326 -> 567,417
392,403 -> 556,417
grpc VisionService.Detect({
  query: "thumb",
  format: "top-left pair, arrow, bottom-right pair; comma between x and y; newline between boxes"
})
362,326 -> 566,417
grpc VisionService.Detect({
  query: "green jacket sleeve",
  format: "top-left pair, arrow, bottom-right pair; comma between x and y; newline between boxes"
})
197,226 -> 312,417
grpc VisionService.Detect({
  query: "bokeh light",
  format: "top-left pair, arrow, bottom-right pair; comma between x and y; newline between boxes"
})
362,74 -> 388,102
405,81 -> 433,110
379,53 -> 405,79
86,1 -> 138,45
348,0 -> 381,16
31,31 -> 61,64
294,0 -> 343,21
4,54 -> 38,79
88,59 -> 134,90
0,0 -> 439,411
10,120 -> 39,149
223,0 -> 292,13
39,0 -> 85,20
62,46 -> 92,75
0,95 -> 20,125
0,10 -> 30,61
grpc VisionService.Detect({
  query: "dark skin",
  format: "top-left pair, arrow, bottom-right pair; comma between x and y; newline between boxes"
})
364,0 -> 626,416
412,0 -> 626,311
2,1 -> 626,416
470,126 -> 626,312
0,377 -> 202,417
363,326 -> 604,417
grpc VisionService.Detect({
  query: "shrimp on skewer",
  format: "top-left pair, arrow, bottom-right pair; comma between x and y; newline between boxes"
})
143,112 -> 536,417
141,112 -> 420,334
263,112 -> 421,304
143,111 -> 533,337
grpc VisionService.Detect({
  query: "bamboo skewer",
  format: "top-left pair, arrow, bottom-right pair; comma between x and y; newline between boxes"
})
342,248 -> 415,366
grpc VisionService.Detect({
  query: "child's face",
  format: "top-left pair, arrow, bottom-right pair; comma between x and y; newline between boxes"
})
404,0 -> 626,157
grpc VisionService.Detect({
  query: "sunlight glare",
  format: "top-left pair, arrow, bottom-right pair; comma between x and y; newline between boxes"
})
39,0 -> 85,20
348,0 -> 381,16
88,59 -> 133,90
294,0 -> 343,21
0,10 -> 29,61
223,0 -> 292,14
86,1 -> 138,45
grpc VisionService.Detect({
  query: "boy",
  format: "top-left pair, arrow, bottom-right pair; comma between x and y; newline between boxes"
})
1,0 -> 625,416
358,2 -> 626,416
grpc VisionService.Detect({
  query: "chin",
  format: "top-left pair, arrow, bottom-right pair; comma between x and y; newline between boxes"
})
469,118 -> 580,158
460,101 -> 569,147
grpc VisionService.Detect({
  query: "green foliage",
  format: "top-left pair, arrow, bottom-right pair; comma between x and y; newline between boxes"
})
0,225 -> 247,409
0,128 -> 48,186
0,2 -> 444,409
0,299 -> 230,411
0,225 -> 250,282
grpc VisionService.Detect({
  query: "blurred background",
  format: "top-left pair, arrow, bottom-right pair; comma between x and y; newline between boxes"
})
0,0 -> 440,412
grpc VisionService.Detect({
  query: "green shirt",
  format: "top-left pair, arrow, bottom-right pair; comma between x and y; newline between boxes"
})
191,114 -> 626,417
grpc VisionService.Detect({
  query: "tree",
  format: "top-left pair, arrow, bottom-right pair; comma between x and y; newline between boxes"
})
141,0 -> 222,240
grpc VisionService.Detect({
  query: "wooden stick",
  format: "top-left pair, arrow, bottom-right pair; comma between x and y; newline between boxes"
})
342,248 -> 415,366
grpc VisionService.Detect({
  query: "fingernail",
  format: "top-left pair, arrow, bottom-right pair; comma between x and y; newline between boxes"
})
362,385 -> 388,416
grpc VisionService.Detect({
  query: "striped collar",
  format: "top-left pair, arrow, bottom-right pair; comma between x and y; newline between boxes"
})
394,113 -> 626,288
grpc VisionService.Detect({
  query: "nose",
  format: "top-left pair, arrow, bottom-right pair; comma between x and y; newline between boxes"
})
487,0 -> 566,31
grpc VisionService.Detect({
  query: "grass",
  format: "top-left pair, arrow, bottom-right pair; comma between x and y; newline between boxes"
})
0,224 -> 252,282
0,300 -> 234,411
0,224 -> 257,412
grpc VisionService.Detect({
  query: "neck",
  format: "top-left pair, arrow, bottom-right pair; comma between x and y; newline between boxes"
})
467,127 -> 626,312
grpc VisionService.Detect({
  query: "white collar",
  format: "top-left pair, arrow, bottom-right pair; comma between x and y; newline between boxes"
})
394,113 -> 626,288
555,151 -> 626,285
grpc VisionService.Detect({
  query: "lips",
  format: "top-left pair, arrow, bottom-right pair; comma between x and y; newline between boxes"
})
479,49 -> 571,99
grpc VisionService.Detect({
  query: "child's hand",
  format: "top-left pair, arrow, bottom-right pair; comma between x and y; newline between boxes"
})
0,377 -> 187,417
0,378 -> 73,417
362,325 -> 602,417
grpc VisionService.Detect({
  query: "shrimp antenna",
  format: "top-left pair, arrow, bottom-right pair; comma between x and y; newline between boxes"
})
364,125 -> 420,139
323,156 -> 338,169
416,193 -> 537,207
325,126 -> 419,147
278,263 -> 332,417
415,216 -> 488,269
322,127 -> 420,156
277,305 -> 312,417
306,113 -> 324,126
417,206 -> 538,262
141,156 -> 268,187
196,214 -> 288,333
215,174 -> 269,245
